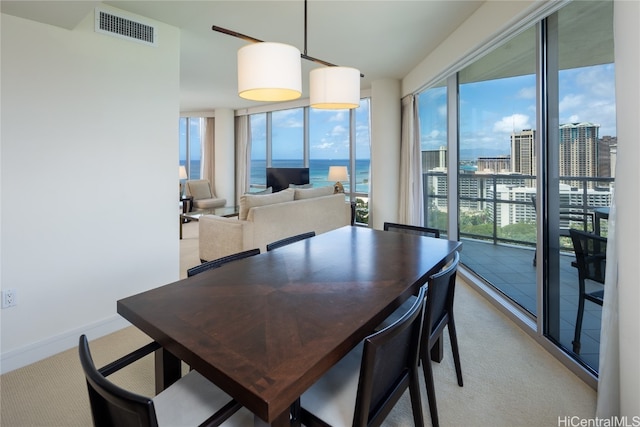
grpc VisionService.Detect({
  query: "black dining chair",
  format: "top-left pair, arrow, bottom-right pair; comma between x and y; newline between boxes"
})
188,248 -> 260,277
569,229 -> 607,354
375,252 -> 462,427
266,231 -> 316,251
383,222 -> 440,238
299,286 -> 427,427
78,334 -> 252,427
420,251 -> 463,427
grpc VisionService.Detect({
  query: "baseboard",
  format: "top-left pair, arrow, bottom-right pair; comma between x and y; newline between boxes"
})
0,315 -> 130,374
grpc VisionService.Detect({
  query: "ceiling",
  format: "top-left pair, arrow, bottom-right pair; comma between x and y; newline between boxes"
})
1,1 -> 484,113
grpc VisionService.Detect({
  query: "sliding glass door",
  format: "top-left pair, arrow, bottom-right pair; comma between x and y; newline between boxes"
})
418,0 -> 616,376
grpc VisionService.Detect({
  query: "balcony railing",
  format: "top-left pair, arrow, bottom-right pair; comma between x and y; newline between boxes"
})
423,171 -> 614,245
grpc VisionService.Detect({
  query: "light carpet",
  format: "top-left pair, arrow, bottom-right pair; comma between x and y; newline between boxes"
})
0,221 -> 596,426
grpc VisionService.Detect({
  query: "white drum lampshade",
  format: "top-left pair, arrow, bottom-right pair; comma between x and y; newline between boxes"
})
238,42 -> 302,102
310,66 -> 360,109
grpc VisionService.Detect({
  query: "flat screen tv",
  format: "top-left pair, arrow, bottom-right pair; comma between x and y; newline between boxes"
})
266,167 -> 310,192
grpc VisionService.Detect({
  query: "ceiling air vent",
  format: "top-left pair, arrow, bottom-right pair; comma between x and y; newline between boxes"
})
95,9 -> 157,47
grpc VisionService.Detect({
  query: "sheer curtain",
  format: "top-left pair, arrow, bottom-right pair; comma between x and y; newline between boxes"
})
399,94 -> 424,225
201,117 -> 216,190
235,115 -> 250,201
596,192 -> 619,417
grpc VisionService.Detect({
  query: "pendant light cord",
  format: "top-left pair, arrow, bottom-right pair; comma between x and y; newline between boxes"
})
212,0 -> 364,77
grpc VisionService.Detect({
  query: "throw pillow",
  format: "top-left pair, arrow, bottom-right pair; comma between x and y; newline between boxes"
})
239,188 -> 295,220
293,186 -> 334,200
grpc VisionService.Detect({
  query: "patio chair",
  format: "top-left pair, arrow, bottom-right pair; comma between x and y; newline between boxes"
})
531,196 -> 594,266
299,286 -> 426,427
569,229 -> 606,354
78,334 -> 252,427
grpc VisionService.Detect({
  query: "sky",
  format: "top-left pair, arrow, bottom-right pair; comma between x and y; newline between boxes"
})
249,99 -> 371,161
420,63 -> 617,159
181,62 -> 616,163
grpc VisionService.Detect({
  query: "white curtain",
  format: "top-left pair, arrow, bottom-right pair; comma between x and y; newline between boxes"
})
235,115 -> 250,202
201,117 -> 216,191
596,191 -> 619,417
399,94 -> 424,225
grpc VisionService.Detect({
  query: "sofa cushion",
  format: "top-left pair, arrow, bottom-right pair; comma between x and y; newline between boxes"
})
294,186 -> 334,200
239,188 -> 294,220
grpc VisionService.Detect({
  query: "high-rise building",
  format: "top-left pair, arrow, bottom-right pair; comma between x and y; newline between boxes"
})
559,122 -> 599,187
422,146 -> 447,171
598,135 -> 617,178
477,156 -> 511,173
511,129 -> 536,176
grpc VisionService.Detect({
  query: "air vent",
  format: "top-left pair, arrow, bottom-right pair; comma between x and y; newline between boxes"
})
95,9 -> 157,47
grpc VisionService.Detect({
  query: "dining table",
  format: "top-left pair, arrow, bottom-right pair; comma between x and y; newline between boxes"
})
117,225 -> 462,426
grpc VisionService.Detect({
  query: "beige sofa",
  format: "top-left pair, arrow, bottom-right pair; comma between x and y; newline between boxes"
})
198,187 -> 352,261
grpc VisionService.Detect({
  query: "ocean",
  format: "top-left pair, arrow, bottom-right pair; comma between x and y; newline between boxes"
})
251,159 -> 370,194
182,159 -> 370,194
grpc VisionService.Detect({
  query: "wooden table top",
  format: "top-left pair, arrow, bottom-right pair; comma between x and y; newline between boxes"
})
117,226 -> 461,425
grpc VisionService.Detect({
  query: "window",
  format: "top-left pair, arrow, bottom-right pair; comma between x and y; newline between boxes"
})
247,101 -> 371,224
417,0 -> 615,376
419,81 -> 449,235
179,117 -> 203,179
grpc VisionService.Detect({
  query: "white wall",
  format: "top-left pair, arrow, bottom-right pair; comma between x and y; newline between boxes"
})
613,0 -> 640,416
370,78 -> 401,229
0,8 -> 181,372
214,108 -> 236,206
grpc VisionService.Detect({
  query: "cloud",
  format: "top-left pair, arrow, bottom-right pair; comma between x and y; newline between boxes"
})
493,114 -> 531,133
330,125 -> 347,137
517,86 -> 536,99
272,109 -> 303,128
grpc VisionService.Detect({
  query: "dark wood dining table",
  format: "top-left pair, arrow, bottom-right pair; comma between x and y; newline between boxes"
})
117,225 -> 462,426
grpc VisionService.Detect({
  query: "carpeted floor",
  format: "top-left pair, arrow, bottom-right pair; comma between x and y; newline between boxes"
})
0,221 -> 596,426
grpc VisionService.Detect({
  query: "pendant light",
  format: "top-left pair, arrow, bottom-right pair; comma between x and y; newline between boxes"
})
212,0 -> 362,107
238,42 -> 302,102
310,66 -> 360,109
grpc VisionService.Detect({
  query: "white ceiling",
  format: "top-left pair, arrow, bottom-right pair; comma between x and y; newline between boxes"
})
1,1 -> 484,113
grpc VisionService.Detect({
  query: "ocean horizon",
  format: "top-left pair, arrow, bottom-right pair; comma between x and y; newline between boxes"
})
182,159 -> 370,194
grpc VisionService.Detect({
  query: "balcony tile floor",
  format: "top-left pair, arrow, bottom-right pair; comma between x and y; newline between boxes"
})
459,238 -> 602,372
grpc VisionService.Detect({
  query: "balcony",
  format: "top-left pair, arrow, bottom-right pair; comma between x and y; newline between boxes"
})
425,172 -> 613,374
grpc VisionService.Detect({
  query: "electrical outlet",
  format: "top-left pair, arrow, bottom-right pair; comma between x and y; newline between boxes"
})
1,289 -> 17,308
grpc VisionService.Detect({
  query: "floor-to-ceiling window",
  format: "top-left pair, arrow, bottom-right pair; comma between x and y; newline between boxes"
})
179,117 -> 203,179
417,0 -> 615,376
419,80 -> 449,236
247,100 -> 371,224
545,0 -> 615,373
457,26 -> 538,315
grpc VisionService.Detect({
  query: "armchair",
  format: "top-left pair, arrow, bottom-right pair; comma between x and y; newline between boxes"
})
185,179 -> 226,210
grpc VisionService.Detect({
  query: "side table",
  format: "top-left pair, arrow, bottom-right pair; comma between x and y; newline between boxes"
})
180,196 -> 193,215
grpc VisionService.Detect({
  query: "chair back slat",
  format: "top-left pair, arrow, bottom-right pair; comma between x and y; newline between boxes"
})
383,222 -> 440,238
266,232 -> 316,251
188,248 -> 260,277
